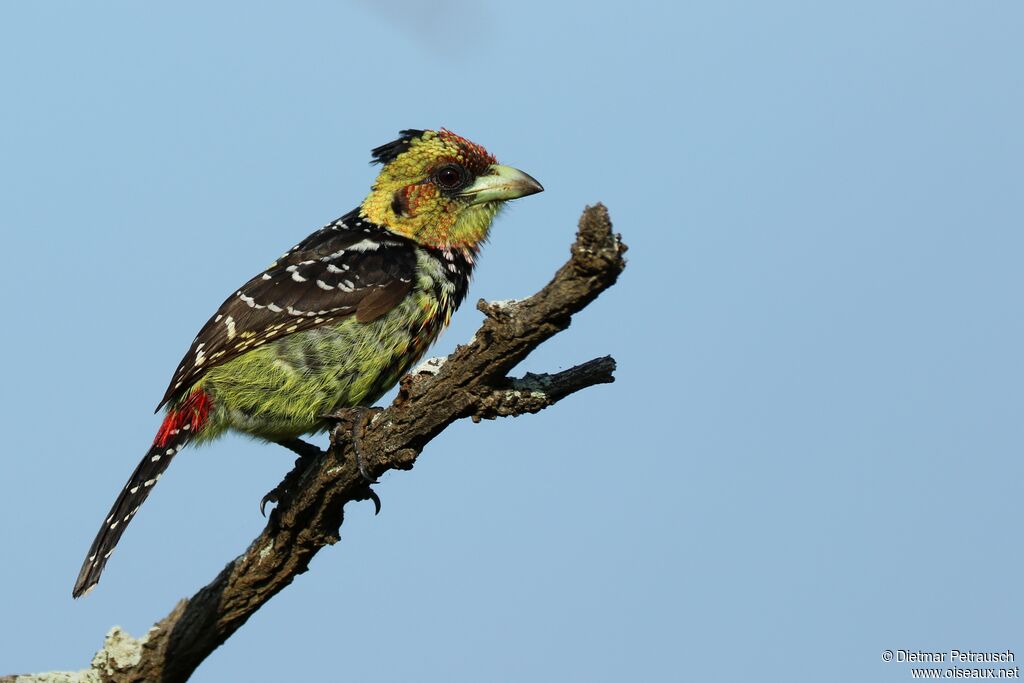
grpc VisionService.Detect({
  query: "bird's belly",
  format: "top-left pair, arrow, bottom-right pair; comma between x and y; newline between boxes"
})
197,292 -> 447,441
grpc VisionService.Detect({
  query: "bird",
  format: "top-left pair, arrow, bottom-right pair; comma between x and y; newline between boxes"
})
73,129 -> 543,598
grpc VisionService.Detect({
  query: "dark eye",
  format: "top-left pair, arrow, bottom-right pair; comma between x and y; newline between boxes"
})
434,164 -> 468,191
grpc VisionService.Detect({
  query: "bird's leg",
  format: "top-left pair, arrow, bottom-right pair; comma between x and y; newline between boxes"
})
276,437 -> 325,460
260,439 -> 325,516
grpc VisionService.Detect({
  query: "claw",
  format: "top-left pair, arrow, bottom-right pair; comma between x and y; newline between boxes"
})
260,491 -> 277,517
260,477 -> 294,516
366,487 -> 382,515
261,441 -> 322,517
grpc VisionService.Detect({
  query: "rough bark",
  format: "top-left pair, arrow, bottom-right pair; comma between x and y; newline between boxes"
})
4,204 -> 626,683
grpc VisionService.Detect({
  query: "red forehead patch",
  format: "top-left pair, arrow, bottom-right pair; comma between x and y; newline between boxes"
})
439,129 -> 497,172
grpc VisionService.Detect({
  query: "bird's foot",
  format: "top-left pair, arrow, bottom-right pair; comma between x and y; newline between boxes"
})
324,407 -> 383,484
261,439 -> 324,516
350,407 -> 377,483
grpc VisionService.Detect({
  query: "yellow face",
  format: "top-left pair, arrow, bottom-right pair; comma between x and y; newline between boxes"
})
361,129 -> 543,249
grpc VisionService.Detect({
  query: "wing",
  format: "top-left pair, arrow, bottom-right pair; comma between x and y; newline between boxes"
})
157,212 -> 416,410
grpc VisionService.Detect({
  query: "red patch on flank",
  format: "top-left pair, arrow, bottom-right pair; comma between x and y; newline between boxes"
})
154,389 -> 212,447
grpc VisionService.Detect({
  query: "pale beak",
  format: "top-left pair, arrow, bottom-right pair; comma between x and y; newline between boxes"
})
459,164 -> 544,205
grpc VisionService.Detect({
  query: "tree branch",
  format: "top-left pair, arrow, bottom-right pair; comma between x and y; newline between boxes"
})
7,204 -> 626,683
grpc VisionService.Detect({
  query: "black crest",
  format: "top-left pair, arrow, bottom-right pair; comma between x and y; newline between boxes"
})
370,129 -> 427,165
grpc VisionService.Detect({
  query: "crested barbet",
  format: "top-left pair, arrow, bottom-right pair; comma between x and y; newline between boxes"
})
73,129 -> 543,598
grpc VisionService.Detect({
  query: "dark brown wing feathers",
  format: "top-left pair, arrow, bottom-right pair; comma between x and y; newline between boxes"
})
157,212 -> 416,410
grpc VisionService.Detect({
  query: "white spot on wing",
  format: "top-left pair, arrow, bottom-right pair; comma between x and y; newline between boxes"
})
348,239 -> 380,252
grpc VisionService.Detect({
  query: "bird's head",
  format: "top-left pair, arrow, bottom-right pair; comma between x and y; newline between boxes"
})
361,129 -> 543,249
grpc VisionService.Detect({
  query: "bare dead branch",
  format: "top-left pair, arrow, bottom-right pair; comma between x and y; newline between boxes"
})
9,204 -> 626,683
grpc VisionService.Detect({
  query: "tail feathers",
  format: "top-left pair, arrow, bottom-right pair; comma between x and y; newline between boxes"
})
72,437 -> 185,597
73,390 -> 210,598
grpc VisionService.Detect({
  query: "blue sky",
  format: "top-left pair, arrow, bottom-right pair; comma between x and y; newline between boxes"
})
1,2 -> 1021,681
